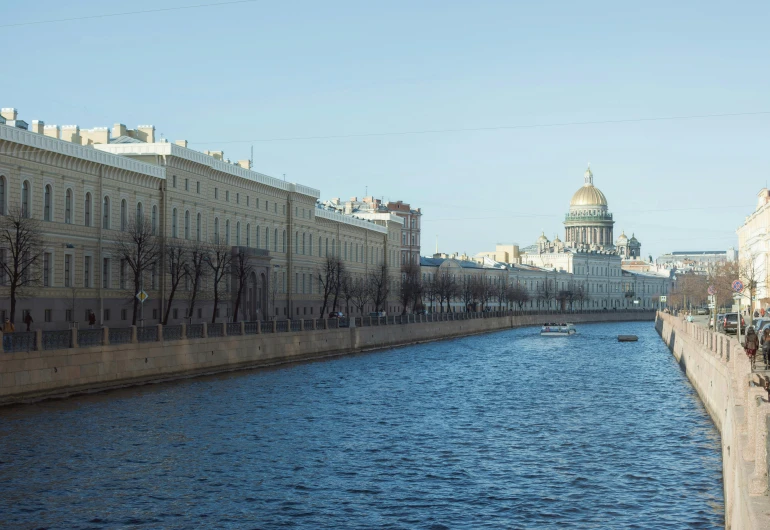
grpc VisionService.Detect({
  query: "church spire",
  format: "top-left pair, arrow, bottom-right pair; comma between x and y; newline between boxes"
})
584,163 -> 593,186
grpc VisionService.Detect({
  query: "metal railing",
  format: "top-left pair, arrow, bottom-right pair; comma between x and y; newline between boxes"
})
137,326 -> 158,343
42,330 -> 71,350
77,329 -> 103,347
208,324 -> 223,338
276,320 -> 288,332
109,327 -> 133,345
187,324 -> 204,339
290,320 -> 301,332
164,325 -> 183,341
226,322 -> 241,336
3,331 -> 36,352
244,322 -> 259,335
303,319 -> 315,330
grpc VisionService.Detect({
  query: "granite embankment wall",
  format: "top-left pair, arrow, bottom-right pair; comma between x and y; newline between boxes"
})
656,312 -> 770,530
0,311 -> 653,406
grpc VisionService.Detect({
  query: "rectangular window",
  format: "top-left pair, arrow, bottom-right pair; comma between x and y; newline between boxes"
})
64,255 -> 72,288
121,309 -> 127,321
119,259 -> 126,290
102,258 -> 110,289
43,252 -> 51,287
184,178 -> 189,191
198,308 -> 202,319
246,196 -> 249,206
84,309 -> 91,321
44,309 -> 52,323
236,193 -> 239,204
196,181 -> 200,194
84,256 -> 91,288
65,309 -> 73,322
214,188 -> 219,199
172,175 -> 177,188
152,308 -> 158,319
104,309 -> 111,321
173,308 -> 178,320
225,190 -> 229,202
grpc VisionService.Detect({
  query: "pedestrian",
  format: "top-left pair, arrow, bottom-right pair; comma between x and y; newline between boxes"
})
23,312 -> 33,332
763,329 -> 770,369
2,318 -> 14,351
762,308 -> 767,318
744,326 -> 760,369
88,311 -> 96,328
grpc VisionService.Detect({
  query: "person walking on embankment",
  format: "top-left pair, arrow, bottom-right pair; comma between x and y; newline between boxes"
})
762,329 -> 770,369
744,326 -> 759,369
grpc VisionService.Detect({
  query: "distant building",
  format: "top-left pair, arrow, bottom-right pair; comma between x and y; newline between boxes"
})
656,250 -> 734,275
737,188 -> 770,310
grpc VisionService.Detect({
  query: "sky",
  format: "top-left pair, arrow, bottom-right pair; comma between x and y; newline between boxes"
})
2,0 -> 768,259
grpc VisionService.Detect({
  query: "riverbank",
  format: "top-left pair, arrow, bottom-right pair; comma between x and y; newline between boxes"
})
656,311 -> 770,530
0,310 -> 653,406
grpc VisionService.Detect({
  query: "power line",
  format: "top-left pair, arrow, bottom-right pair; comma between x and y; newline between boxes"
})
189,110 -> 770,144
0,0 -> 261,29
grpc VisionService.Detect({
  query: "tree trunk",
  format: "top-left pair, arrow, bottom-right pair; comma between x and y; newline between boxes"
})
232,285 -> 243,322
9,283 -> 17,324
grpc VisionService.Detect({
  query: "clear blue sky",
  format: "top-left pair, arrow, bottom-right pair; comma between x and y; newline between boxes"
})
3,0 -> 768,259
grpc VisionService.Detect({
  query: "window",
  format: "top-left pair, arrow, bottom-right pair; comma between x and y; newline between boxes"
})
236,193 -> 239,204
273,228 -> 277,252
84,256 -> 91,287
236,221 -> 241,246
64,254 -> 72,287
43,252 -> 51,287
173,308 -> 178,320
0,175 -> 5,215
214,188 -> 219,199
102,258 -> 110,288
121,199 -> 127,230
184,210 -> 190,239
119,259 -> 126,290
172,175 -> 177,188
255,225 -> 260,248
196,181 -> 200,194
84,192 -> 91,226
104,309 -> 111,321
295,231 -> 299,254
196,213 -> 201,241
43,185 -> 52,221
21,180 -> 30,218
136,202 -> 143,223
226,190 -> 230,202
172,208 -> 178,238
151,205 -> 157,235
102,196 -> 110,229
214,218 -> 220,242
246,224 -> 250,247
44,309 -> 52,323
121,309 -> 127,321
309,236 -> 312,255
184,178 -> 189,191
65,309 -> 73,322
225,220 -> 230,244
282,230 -> 286,252
246,196 -> 249,206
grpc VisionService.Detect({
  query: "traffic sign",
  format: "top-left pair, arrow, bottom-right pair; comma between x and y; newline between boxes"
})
660,295 -> 667,302
136,290 -> 149,303
707,285 -> 716,295
732,280 -> 744,293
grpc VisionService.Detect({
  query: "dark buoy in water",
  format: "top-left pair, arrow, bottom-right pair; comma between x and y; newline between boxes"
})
618,335 -> 638,342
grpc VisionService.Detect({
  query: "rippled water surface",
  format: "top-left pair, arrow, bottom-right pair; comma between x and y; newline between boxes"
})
0,322 -> 723,529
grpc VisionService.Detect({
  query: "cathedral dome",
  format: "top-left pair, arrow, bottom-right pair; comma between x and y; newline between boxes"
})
569,166 -> 608,207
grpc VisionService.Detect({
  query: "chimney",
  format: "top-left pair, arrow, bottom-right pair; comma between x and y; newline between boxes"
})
136,125 -> 155,143
1,108 -> 18,121
61,125 -> 81,144
0,115 -> 5,125
112,123 -> 127,138
209,150 -> 224,161
44,125 -> 60,139
175,140 -> 188,148
81,127 -> 109,145
31,120 -> 45,134
237,159 -> 251,169
7,120 -> 28,130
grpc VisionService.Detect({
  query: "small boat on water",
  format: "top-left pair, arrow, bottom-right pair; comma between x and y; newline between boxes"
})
540,323 -> 577,336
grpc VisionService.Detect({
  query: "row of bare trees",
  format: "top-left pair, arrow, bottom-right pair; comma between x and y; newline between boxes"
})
0,210 -> 259,325
316,256 -> 391,316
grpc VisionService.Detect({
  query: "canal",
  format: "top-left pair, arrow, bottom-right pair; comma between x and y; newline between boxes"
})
0,321 -> 723,528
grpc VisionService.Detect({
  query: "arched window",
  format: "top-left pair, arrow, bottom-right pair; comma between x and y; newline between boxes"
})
214,218 -> 220,242
136,202 -> 143,223
236,221 -> 241,246
120,199 -> 127,230
151,205 -> 157,235
246,224 -> 250,247
196,213 -> 201,241
0,175 -> 5,215
184,210 -> 190,240
65,189 -> 73,224
282,230 -> 286,252
318,237 -> 322,257
21,180 -> 30,218
102,196 -> 110,229
225,220 -> 230,244
43,185 -> 52,221
84,192 -> 92,226
172,208 -> 178,238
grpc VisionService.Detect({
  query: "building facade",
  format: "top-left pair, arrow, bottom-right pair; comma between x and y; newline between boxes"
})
737,188 -> 770,311
0,108 -> 404,329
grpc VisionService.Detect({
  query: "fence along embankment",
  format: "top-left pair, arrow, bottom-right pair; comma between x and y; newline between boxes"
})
656,311 -> 770,530
0,310 -> 654,406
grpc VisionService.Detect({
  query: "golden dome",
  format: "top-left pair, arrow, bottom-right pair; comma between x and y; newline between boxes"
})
569,165 -> 608,207
570,185 -> 608,207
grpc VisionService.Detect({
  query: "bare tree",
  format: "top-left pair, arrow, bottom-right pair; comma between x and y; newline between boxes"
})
506,282 -> 530,310
535,277 -> 556,310
0,207 -> 45,324
367,264 -> 390,312
423,274 -> 438,313
435,271 -> 458,313
340,270 -> 354,316
185,242 -> 209,321
205,239 -> 233,324
317,256 -> 344,316
460,276 -> 478,312
476,277 -> 495,311
398,261 -> 422,314
349,275 -> 371,315
739,252 -> 761,312
494,275 -> 508,310
162,243 -> 189,324
231,247 -> 256,322
111,215 -> 160,325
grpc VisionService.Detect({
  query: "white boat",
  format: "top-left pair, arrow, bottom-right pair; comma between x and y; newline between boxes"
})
540,323 -> 577,336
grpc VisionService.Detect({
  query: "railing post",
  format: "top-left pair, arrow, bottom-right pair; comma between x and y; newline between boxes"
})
272,320 -> 277,333
157,324 -> 163,342
202,322 -> 208,339
130,325 -> 137,344
323,318 -> 328,330
103,326 -> 110,346
300,319 -> 305,331
256,321 -> 261,334
367,317 -> 372,326
180,323 -> 187,340
35,329 -> 42,351
221,322 -> 227,336
311,319 -> 316,330
240,321 -> 246,335
71,327 -> 79,348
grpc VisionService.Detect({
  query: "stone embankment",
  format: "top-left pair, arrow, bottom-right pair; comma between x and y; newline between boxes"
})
656,311 -> 770,530
0,310 -> 654,406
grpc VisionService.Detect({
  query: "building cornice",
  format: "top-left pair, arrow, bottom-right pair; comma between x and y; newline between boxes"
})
314,208 -> 388,234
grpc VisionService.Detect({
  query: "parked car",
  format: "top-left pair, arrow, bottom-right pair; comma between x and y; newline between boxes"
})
722,313 -> 745,334
328,311 -> 344,319
696,307 -> 709,315
368,311 -> 386,318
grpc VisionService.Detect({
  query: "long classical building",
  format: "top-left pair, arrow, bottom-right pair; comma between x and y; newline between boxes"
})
737,188 -> 770,311
0,108 -> 404,329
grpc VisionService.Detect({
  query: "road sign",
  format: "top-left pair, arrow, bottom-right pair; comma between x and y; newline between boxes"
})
660,295 -> 667,302
732,280 -> 744,293
136,290 -> 149,303
707,285 -> 716,295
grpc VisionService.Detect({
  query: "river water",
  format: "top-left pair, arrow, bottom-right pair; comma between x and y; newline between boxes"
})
0,321 -> 723,529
